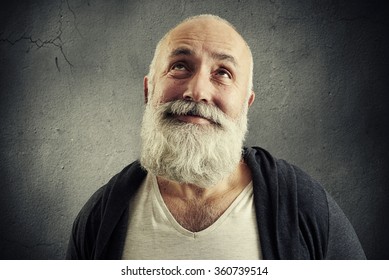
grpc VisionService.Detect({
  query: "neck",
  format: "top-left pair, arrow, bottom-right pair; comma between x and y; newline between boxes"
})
156,159 -> 253,232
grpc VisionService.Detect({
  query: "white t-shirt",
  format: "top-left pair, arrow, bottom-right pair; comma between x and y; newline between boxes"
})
121,173 -> 262,259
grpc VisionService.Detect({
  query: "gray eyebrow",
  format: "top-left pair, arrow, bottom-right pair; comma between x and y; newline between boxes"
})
211,52 -> 237,67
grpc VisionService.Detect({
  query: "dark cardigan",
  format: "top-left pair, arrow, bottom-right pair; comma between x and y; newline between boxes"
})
66,147 -> 365,259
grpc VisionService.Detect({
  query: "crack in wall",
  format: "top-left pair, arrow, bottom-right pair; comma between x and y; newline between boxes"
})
0,33 -> 73,68
0,0 -> 79,68
65,0 -> 84,39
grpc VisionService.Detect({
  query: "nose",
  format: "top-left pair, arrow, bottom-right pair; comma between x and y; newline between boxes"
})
183,70 -> 212,103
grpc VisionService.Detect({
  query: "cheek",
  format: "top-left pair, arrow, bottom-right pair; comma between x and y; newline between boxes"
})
213,91 -> 246,119
220,102 -> 243,120
153,80 -> 185,104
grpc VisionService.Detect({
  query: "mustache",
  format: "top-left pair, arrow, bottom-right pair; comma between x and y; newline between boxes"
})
160,100 -> 229,126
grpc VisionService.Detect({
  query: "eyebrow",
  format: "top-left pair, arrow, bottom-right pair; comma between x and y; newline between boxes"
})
211,52 -> 237,67
169,47 -> 237,67
170,47 -> 194,57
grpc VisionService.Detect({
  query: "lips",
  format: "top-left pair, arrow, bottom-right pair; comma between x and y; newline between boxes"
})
174,113 -> 213,125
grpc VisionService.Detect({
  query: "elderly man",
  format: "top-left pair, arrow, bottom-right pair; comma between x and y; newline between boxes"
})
66,15 -> 365,259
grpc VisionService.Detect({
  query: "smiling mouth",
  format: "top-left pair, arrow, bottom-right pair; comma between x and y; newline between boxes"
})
166,112 -> 216,125
178,113 -> 212,124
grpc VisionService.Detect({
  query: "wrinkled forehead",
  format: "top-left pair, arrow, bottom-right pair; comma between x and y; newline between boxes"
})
160,18 -> 252,65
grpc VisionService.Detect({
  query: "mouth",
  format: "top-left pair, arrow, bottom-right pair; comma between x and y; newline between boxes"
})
164,111 -> 211,124
175,113 -> 213,125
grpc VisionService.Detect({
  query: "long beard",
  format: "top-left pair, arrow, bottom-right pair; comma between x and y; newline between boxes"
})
140,99 -> 248,188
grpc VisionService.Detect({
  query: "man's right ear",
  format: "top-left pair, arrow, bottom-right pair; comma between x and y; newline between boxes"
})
143,76 -> 149,104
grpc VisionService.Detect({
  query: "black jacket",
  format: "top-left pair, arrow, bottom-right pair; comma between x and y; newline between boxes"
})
66,147 -> 366,259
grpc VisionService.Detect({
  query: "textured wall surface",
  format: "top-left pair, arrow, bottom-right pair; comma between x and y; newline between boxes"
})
0,0 -> 388,259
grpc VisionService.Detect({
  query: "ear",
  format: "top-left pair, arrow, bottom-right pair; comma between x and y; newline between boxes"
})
248,90 -> 255,107
143,76 -> 149,104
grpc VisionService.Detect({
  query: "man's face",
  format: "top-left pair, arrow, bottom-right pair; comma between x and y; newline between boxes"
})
146,17 -> 254,121
140,17 -> 255,188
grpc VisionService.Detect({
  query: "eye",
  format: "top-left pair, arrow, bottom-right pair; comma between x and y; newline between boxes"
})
169,62 -> 191,79
215,68 -> 232,79
171,62 -> 187,71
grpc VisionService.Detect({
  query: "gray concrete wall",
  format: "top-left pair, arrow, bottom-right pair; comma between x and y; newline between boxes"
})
0,0 -> 388,259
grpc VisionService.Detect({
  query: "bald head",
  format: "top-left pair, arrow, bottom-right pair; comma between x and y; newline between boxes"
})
147,15 -> 253,96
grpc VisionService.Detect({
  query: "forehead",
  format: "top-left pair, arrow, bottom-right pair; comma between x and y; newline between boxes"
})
161,18 -> 250,64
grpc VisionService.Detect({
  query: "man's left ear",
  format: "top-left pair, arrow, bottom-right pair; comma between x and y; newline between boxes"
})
143,76 -> 149,104
248,91 -> 255,107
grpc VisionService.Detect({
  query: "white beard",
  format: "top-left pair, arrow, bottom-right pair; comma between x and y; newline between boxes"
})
140,99 -> 248,188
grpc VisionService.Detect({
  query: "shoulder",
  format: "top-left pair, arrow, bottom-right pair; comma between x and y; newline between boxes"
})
77,160 -> 146,217
244,146 -> 329,259
244,146 -> 327,203
66,160 -> 146,259
325,192 -> 366,259
245,146 -> 365,259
